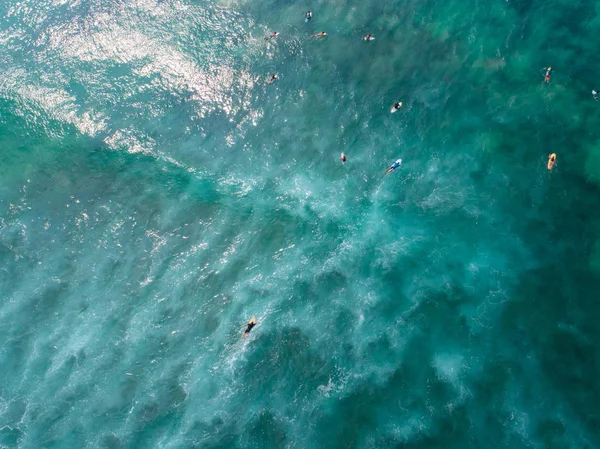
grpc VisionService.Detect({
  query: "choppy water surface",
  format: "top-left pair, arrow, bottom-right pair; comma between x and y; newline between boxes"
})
1,0 -> 600,447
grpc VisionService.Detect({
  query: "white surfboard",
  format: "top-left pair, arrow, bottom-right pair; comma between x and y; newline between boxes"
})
391,102 -> 402,113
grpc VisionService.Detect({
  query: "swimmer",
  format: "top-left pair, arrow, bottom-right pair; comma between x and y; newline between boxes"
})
268,74 -> 279,83
305,11 -> 312,22
266,32 -> 279,40
341,152 -> 346,164
391,101 -> 403,113
362,34 -> 375,41
312,31 -> 327,39
548,153 -> 556,170
593,90 -> 599,101
386,158 -> 402,174
242,316 -> 257,338
544,67 -> 552,83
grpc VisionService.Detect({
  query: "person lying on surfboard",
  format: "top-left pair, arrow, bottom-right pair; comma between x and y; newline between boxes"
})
547,153 -> 556,170
266,32 -> 279,40
391,101 -> 402,112
242,317 -> 257,338
341,152 -> 346,164
363,34 -> 374,41
312,31 -> 327,39
543,67 -> 552,83
268,74 -> 279,83
305,11 -> 312,22
593,90 -> 599,102
386,159 -> 402,174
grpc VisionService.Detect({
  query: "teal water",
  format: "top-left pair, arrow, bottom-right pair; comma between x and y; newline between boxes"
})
2,0 -> 600,447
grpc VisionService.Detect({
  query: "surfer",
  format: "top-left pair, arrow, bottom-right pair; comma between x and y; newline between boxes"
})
363,34 -> 374,41
266,32 -> 279,40
312,31 -> 327,39
242,317 -> 257,338
548,153 -> 556,170
593,90 -> 599,101
391,101 -> 403,112
386,159 -> 402,174
305,11 -> 312,22
543,67 -> 552,83
268,74 -> 279,83
341,152 -> 346,164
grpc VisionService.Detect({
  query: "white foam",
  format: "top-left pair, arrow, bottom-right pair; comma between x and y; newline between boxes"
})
4,74 -> 108,138
432,353 -> 469,389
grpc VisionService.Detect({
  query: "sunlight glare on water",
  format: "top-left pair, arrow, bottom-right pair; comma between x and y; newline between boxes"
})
1,0 -> 600,447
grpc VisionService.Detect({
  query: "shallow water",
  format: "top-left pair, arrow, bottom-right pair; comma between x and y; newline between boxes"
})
1,0 -> 600,447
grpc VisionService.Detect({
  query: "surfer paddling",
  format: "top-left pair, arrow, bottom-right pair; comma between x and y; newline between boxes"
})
363,34 -> 374,41
242,317 -> 257,338
547,153 -> 556,170
268,74 -> 279,83
543,67 -> 552,83
593,90 -> 599,102
341,152 -> 346,164
386,159 -> 402,174
312,31 -> 327,39
266,32 -> 279,40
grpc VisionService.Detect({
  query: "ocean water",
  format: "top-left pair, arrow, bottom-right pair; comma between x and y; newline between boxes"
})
1,0 -> 600,447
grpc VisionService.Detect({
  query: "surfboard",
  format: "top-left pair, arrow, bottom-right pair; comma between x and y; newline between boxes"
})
363,37 -> 375,41
386,159 -> 402,174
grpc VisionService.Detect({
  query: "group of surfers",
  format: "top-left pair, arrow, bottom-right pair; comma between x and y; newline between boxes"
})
241,17 -> 600,337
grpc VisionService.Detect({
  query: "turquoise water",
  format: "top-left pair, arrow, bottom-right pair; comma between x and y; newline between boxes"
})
2,0 -> 600,446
